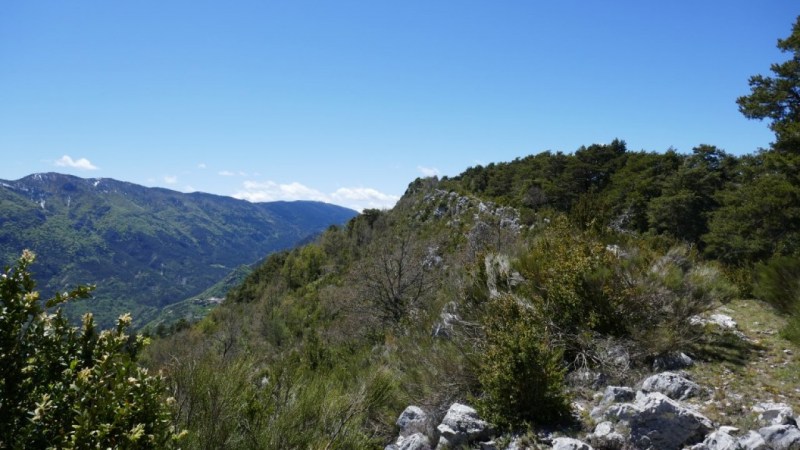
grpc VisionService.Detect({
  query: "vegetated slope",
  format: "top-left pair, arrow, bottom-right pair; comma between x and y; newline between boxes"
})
143,129 -> 800,448
149,165 -> 790,448
0,172 -> 357,327
143,264 -> 253,333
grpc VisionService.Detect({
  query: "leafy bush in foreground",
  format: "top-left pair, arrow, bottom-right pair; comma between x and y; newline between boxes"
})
0,250 -> 183,449
478,293 -> 570,429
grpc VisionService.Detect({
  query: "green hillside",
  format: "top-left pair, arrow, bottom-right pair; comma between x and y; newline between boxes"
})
0,173 -> 356,328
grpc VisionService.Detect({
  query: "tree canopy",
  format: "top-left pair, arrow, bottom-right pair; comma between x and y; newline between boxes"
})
738,16 -> 800,152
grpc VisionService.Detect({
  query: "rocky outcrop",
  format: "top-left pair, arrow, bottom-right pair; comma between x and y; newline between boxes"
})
758,425 -> 800,450
386,433 -> 432,450
387,403 -> 496,450
689,313 -> 749,341
602,386 -> 636,404
604,391 -> 714,450
738,430 -> 769,450
586,421 -> 626,450
640,371 -> 702,401
754,402 -> 796,427
387,371 -> 800,450
436,403 -> 493,448
687,428 -> 739,450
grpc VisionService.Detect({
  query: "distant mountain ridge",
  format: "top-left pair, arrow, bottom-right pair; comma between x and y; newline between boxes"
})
0,172 -> 357,327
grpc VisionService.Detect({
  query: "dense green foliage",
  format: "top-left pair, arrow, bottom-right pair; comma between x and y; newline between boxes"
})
0,251 -> 183,448
478,293 -> 570,428
0,173 -> 356,327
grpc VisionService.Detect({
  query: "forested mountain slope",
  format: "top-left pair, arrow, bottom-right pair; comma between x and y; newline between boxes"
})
0,172 -> 356,327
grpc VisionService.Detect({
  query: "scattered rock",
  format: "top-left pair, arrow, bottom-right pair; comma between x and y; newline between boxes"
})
695,428 -> 739,450
652,352 -> 694,371
586,421 -> 626,450
567,368 -> 608,390
432,302 -> 460,338
640,371 -> 702,401
436,403 -> 492,448
737,431 -> 769,450
602,386 -> 636,405
478,440 -> 498,450
386,432 -> 432,450
690,313 -> 750,340
397,406 -> 429,437
758,424 -> 800,450
551,437 -> 594,450
753,402 -> 796,426
605,392 -> 713,450
709,314 -> 739,329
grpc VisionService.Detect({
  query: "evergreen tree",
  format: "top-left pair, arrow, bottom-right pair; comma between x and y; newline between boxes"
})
738,16 -> 800,152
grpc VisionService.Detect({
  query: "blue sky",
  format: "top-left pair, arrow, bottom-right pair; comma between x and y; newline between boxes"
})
1,1 -> 797,211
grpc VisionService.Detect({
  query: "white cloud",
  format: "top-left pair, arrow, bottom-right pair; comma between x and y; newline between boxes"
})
233,180 -> 399,211
164,175 -> 178,185
417,165 -> 440,177
330,187 -> 401,210
219,170 -> 249,177
197,163 -> 207,169
55,155 -> 98,170
235,181 -> 328,202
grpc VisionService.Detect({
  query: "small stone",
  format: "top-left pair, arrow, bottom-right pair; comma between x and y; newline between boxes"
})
551,437 -> 593,450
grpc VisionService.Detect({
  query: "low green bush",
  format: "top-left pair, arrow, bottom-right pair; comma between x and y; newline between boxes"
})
478,293 -> 571,429
754,256 -> 800,344
754,256 -> 800,314
0,251 -> 184,448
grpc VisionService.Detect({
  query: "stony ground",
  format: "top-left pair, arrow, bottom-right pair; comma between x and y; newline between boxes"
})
385,298 -> 800,450
686,298 -> 800,430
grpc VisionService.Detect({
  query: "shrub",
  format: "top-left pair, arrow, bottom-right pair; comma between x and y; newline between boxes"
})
477,293 -> 570,428
754,256 -> 800,314
514,217 -> 629,343
754,256 -> 800,344
627,245 -> 737,357
0,251 -> 184,448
